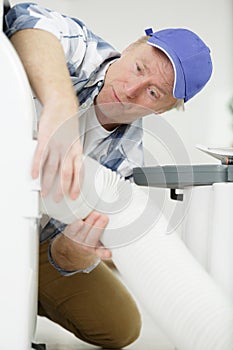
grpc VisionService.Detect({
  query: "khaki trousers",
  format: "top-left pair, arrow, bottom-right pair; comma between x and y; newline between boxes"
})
38,241 -> 141,349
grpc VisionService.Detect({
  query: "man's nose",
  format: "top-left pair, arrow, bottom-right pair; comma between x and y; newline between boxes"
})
125,79 -> 146,99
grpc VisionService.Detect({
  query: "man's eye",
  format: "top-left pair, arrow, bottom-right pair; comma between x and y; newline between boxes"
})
149,88 -> 157,98
136,63 -> 142,72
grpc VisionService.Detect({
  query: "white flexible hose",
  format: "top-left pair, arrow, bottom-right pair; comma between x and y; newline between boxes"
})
41,156 -> 233,350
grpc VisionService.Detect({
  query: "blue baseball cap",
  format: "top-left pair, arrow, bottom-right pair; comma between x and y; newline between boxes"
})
145,28 -> 213,102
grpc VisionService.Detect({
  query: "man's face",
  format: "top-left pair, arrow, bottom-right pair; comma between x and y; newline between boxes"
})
95,42 -> 177,128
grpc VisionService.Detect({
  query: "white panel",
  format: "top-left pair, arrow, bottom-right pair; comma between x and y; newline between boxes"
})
0,0 -> 3,29
209,183 -> 233,299
0,32 -> 39,349
182,186 -> 213,269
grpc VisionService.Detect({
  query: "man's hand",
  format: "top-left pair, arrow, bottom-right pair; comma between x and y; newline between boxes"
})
51,212 -> 111,272
32,106 -> 83,202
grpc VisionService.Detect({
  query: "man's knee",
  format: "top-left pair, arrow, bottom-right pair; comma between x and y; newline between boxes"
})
74,307 -> 142,349
107,310 -> 142,348
100,287 -> 142,348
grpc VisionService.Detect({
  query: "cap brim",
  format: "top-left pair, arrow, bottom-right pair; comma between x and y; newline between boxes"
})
147,38 -> 186,100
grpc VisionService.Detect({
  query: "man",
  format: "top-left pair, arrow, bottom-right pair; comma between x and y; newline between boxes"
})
4,3 -> 212,348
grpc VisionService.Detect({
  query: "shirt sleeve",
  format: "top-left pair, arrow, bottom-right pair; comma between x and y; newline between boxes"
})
4,3 -> 87,66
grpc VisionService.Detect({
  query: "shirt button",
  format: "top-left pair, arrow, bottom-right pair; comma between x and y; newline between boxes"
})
81,103 -> 87,109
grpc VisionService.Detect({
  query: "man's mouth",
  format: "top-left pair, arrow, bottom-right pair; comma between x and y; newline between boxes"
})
112,88 -> 123,104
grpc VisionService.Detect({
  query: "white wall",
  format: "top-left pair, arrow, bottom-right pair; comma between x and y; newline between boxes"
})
11,0 -> 233,165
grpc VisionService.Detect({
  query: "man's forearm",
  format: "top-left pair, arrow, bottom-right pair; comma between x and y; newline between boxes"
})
10,28 -> 82,200
10,29 -> 78,112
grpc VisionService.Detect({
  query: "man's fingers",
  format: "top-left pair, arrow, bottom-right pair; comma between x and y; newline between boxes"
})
33,115 -> 82,200
63,212 -> 99,244
84,214 -> 109,248
31,141 -> 47,179
95,243 -> 112,259
59,141 -> 83,199
41,152 -> 60,197
69,154 -> 83,200
63,219 -> 86,241
60,158 -> 74,199
63,212 -> 109,250
34,140 -> 83,201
